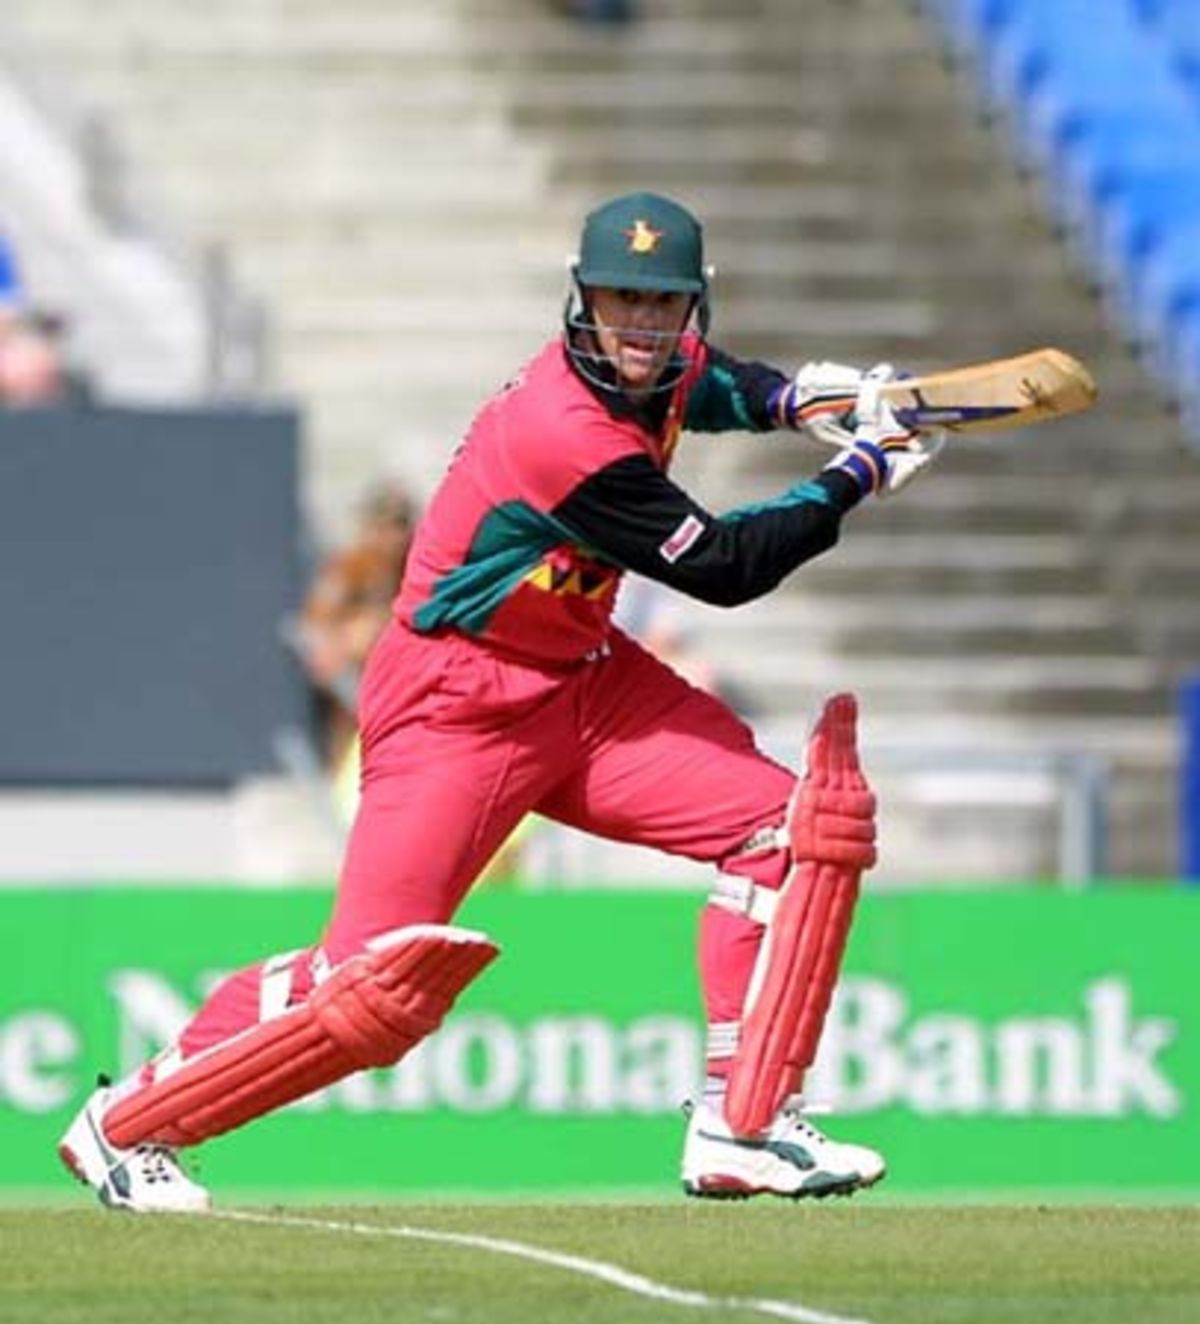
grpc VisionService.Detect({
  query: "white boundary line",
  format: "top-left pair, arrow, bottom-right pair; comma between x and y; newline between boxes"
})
215,1209 -> 873,1324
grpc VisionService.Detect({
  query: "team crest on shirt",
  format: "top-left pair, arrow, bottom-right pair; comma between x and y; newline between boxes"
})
625,219 -> 663,255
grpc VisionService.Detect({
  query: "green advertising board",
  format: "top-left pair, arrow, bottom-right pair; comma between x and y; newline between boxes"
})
1,887 -> 1195,1202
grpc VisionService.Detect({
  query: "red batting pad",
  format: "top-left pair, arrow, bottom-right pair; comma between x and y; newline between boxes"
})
105,926 -> 499,1148
724,694 -> 874,1135
723,860 -> 859,1135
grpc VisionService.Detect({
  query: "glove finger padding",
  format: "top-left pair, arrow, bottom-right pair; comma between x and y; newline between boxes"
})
855,372 -> 912,447
855,372 -> 945,497
786,359 -> 864,449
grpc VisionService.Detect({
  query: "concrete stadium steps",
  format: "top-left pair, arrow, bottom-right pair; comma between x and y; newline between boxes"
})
741,655 -> 1163,721
758,707 -> 1177,883
5,0 -> 587,522
695,597 -> 1127,662
787,533 -> 1101,597
871,774 -> 1173,883
696,604 -> 1165,717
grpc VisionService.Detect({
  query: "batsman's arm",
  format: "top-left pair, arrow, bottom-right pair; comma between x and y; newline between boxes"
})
551,454 -> 873,608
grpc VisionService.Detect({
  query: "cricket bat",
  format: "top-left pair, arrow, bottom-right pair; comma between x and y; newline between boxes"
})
878,347 -> 1097,434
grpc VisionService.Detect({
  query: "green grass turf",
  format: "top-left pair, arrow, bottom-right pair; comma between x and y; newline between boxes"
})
3,1204 -> 1198,1324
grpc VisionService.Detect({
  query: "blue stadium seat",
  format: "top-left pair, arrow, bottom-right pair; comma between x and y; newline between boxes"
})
1059,116 -> 1200,234
1042,96 -> 1196,233
1124,219 -> 1200,373
1120,1 -> 1200,406
1093,168 -> 1200,311
1002,28 -> 1188,176
1138,0 -> 1200,107
983,0 -> 1143,109
929,0 -> 1200,409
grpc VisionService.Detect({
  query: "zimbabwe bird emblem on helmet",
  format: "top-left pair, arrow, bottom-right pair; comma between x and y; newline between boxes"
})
625,219 -> 663,254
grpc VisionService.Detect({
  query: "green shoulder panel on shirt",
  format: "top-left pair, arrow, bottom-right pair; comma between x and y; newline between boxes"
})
412,500 -> 577,634
684,363 -> 758,433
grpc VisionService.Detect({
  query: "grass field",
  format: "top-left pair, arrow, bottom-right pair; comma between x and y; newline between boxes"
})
4,1203 -> 1198,1324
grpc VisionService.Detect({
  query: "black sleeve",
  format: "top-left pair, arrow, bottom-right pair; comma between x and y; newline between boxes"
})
551,453 -> 863,608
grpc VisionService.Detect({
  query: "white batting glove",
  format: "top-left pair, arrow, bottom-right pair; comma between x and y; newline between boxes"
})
782,360 -> 865,448
827,364 -> 946,498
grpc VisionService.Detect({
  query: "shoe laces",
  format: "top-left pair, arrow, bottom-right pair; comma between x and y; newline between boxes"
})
780,1113 -> 825,1142
778,1096 -> 832,1141
133,1143 -> 188,1186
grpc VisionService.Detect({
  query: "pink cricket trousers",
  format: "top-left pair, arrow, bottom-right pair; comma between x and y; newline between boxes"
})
175,622 -> 796,1074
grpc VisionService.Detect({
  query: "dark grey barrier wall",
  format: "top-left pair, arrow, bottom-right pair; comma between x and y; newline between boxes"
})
0,406 -> 309,785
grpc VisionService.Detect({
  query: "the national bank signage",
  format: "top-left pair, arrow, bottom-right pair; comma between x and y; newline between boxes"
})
1,888 -> 1194,1197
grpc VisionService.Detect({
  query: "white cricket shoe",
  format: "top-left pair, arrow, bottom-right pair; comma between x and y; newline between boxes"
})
681,1097 -> 886,1200
57,1080 -> 211,1214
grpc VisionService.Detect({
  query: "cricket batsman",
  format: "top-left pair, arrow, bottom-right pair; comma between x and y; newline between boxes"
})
59,192 -> 942,1211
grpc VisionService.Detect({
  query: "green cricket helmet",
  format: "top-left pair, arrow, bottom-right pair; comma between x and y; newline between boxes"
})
574,191 -> 708,295
565,191 -> 710,394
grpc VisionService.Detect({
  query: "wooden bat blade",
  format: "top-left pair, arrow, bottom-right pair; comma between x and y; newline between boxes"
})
879,348 -> 1098,433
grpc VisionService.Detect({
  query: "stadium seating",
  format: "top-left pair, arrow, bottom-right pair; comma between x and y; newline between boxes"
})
928,0 -> 1200,436
1138,0 -> 1200,103
1061,130 -> 1200,259
4,0 -> 1199,882
1127,220 -> 1200,378
1095,169 -> 1200,321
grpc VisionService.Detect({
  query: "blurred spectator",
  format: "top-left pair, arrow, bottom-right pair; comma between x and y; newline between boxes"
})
0,312 -> 71,407
0,233 -> 93,407
297,473 -> 543,878
296,479 -> 417,791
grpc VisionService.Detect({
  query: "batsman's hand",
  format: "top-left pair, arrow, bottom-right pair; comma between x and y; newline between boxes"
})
843,363 -> 946,497
784,360 -> 864,448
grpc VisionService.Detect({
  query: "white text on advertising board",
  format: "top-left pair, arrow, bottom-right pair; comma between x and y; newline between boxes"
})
0,973 -> 1179,1118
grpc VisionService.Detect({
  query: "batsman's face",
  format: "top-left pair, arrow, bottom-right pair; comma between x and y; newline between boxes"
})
588,286 -> 692,394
